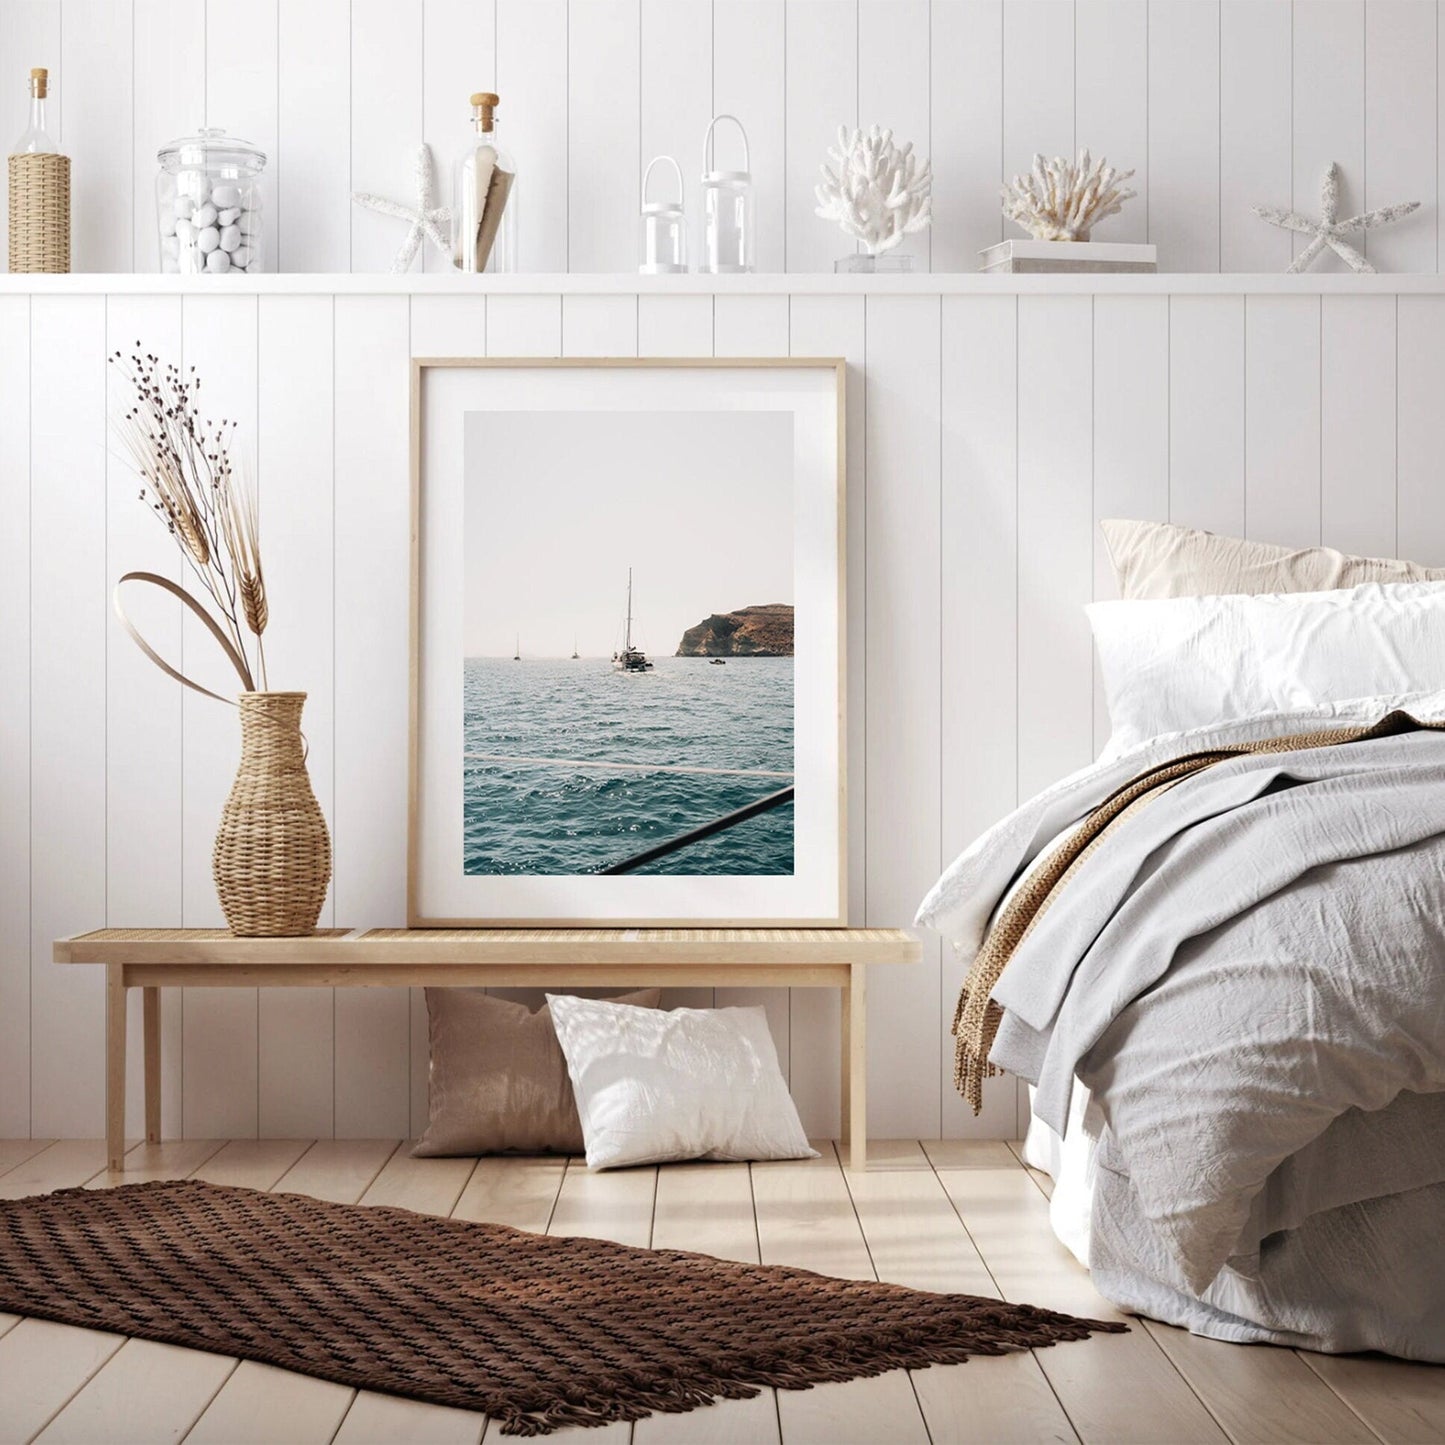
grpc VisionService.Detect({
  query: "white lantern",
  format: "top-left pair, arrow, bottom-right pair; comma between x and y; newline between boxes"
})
639,155 -> 687,274
699,115 -> 754,274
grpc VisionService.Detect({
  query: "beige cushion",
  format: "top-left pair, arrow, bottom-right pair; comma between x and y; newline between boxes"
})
1100,517 -> 1445,599
412,988 -> 661,1157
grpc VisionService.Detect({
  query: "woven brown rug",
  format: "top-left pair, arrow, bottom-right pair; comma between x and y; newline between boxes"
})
0,1180 -> 1125,1436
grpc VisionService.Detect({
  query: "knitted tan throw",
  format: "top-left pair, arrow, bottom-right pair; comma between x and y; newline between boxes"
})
0,1180 -> 1125,1436
952,710 -> 1442,1113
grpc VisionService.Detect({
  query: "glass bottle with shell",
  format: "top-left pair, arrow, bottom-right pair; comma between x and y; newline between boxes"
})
453,92 -> 517,273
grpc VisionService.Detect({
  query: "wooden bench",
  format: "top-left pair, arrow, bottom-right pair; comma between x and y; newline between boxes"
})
54,927 -> 923,1174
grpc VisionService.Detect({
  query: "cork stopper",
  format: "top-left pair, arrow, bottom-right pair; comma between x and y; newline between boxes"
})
469,92 -> 499,133
30,68 -> 48,99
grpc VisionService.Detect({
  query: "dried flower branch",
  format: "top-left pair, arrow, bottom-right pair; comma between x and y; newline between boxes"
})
109,346 -> 268,695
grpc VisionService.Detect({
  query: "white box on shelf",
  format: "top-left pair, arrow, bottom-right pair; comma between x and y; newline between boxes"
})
980,239 -> 1157,274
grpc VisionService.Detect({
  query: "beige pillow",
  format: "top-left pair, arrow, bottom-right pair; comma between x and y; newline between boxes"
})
412,988 -> 661,1157
1101,517 -> 1445,599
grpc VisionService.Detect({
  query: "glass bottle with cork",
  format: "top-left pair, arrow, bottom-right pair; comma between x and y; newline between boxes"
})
8,66 -> 71,272
452,91 -> 516,273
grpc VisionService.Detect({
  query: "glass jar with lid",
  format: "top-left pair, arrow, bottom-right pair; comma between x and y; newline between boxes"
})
156,128 -> 266,275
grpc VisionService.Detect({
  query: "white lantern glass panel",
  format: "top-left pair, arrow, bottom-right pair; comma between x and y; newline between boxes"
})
639,155 -> 687,274
699,115 -> 754,274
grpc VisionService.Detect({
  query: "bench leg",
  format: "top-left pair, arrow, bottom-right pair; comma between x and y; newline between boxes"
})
143,987 -> 161,1144
841,962 -> 866,1171
106,963 -> 127,1172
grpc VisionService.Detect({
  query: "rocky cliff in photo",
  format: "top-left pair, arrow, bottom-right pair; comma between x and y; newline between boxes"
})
676,604 -> 794,657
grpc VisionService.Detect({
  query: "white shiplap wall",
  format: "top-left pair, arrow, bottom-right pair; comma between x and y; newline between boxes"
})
2,0 -> 1445,276
5,273 -> 1445,1143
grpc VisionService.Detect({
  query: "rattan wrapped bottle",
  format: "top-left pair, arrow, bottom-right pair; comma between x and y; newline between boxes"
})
7,67 -> 70,273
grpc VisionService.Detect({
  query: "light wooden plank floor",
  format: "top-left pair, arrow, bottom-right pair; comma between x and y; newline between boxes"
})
0,1139 -> 1438,1444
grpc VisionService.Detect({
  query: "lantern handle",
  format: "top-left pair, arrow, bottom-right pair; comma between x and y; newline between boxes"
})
702,114 -> 750,175
642,154 -> 685,209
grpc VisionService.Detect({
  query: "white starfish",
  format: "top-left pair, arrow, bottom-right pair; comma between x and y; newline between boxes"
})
351,144 -> 453,273
1253,163 -> 1419,274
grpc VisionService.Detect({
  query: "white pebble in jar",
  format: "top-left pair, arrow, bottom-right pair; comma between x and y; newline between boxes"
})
193,202 -> 218,229
205,248 -> 231,273
231,245 -> 252,268
211,184 -> 242,210
219,225 -> 241,253
174,218 -> 195,245
217,207 -> 241,226
197,226 -> 221,253
173,196 -> 195,220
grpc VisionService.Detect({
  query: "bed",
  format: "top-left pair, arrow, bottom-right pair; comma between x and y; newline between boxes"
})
917,521 -> 1445,1362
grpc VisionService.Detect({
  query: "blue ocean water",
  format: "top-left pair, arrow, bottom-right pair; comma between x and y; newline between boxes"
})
463,656 -> 794,876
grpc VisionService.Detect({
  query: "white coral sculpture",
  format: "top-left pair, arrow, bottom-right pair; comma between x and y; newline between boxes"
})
1001,150 -> 1136,241
815,125 -> 932,256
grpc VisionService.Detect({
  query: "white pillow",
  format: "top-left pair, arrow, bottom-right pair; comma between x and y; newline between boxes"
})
547,995 -> 817,1170
1089,579 -> 1445,755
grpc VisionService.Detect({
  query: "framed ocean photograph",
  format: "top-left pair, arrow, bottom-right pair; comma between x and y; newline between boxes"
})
409,357 -> 846,926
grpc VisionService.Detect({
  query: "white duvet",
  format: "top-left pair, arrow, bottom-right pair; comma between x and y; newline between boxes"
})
918,693 -> 1445,1358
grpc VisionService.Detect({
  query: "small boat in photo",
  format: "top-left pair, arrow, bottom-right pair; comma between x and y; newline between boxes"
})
709,658 -> 727,665
612,568 -> 654,672
513,634 -> 521,661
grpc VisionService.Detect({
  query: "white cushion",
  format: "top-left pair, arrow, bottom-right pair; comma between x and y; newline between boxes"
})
547,994 -> 817,1170
1088,579 -> 1445,755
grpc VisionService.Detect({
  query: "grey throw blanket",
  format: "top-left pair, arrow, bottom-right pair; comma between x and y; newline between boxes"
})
918,698 -> 1445,1308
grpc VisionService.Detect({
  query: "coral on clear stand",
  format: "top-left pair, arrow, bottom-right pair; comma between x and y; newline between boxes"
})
815,125 -> 932,260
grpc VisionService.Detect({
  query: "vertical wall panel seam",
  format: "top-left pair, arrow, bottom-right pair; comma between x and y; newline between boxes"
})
862,294 -> 868,928
1289,0 -> 1295,219
1242,293 -> 1248,536
1013,291 -> 1019,813
104,298 -> 110,931
1166,293 -> 1176,518
331,292 -> 338,1134
1363,1 -> 1368,265
130,6 -> 137,272
275,0 -> 281,267
27,294 -> 34,1137
1089,293 -> 1096,759
566,0 -> 571,273
255,296 -> 262,1133
348,0 -> 354,272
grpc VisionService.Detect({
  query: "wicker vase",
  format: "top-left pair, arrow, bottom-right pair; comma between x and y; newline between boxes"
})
213,692 -> 331,937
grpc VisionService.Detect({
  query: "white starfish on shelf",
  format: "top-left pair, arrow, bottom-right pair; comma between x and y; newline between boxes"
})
1253,163 -> 1419,274
351,144 -> 453,273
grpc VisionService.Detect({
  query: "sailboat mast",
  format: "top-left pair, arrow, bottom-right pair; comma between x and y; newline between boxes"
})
625,568 -> 633,652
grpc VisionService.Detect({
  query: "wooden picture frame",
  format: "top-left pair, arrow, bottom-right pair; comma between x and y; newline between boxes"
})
409,357 -> 847,927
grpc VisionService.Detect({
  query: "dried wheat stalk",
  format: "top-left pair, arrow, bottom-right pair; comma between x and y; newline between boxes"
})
110,347 -> 269,693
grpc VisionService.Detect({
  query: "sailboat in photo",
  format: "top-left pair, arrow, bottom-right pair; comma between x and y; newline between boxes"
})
513,634 -> 520,661
612,568 -> 653,672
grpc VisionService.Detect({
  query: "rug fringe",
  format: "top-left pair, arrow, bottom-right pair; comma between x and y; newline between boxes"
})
492,1313 -> 1127,1435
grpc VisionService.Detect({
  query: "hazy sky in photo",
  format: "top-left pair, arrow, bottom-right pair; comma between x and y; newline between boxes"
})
463,409 -> 794,658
